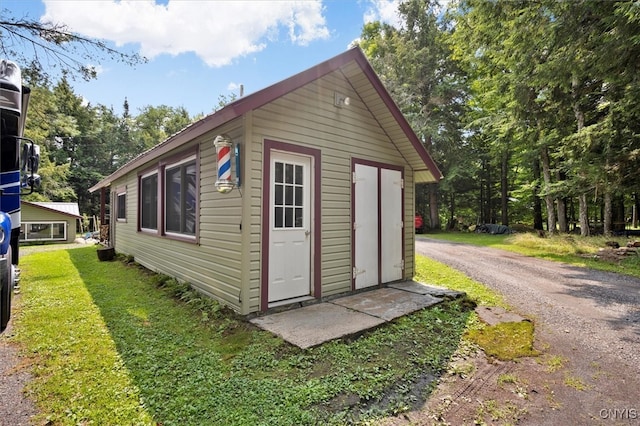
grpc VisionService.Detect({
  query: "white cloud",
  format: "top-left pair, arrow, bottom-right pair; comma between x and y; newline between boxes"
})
86,63 -> 105,76
363,0 -> 402,28
41,0 -> 330,67
363,0 -> 452,28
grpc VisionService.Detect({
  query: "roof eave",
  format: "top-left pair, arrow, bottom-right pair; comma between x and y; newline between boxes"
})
90,47 -> 443,192
351,52 -> 443,181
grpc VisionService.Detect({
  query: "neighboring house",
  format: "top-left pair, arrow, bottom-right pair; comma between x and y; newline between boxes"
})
20,201 -> 81,244
89,47 -> 442,315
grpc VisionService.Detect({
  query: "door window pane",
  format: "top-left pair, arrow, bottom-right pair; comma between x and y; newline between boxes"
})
273,160 -> 305,229
295,165 -> 303,185
285,185 -> 293,205
285,164 -> 293,184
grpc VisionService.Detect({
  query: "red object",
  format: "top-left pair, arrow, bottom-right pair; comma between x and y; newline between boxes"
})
415,214 -> 424,233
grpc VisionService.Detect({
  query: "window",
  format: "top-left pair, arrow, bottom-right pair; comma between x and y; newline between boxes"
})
274,161 -> 304,228
20,222 -> 67,241
116,191 -> 126,221
140,172 -> 158,230
137,149 -> 198,240
165,158 -> 197,236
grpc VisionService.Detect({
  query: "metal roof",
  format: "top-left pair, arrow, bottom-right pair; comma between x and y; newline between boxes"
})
24,201 -> 82,218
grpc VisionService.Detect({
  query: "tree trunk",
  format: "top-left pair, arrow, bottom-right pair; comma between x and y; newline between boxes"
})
555,169 -> 567,232
568,198 -> 576,232
573,76 -> 589,237
448,191 -> 456,230
479,163 -> 485,224
540,147 -> 557,234
484,159 -> 492,223
557,198 -> 568,233
613,194 -> 626,234
633,192 -> 638,228
579,193 -> 590,236
532,158 -> 544,230
603,191 -> 612,237
501,150 -> 509,226
428,183 -> 440,230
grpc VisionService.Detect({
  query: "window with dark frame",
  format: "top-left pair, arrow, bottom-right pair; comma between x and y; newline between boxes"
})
140,173 -> 158,230
116,192 -> 126,221
165,158 -> 196,236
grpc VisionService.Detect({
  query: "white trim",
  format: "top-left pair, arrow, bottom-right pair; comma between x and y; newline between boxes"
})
20,221 -> 67,242
165,154 -> 196,170
116,191 -> 127,222
141,169 -> 158,179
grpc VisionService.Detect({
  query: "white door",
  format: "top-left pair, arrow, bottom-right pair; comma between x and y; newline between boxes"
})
268,152 -> 311,302
354,163 -> 403,289
381,168 -> 403,282
354,164 -> 379,289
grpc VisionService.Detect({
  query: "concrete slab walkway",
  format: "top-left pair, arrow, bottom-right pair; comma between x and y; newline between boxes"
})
250,281 -> 465,349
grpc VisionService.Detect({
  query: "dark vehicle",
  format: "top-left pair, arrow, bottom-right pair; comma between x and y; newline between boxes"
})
1,59 -> 40,332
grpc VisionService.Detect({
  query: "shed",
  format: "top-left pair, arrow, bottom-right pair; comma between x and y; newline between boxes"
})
20,201 -> 82,244
89,47 -> 442,315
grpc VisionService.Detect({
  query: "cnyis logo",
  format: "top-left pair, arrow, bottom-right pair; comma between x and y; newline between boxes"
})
599,408 -> 638,420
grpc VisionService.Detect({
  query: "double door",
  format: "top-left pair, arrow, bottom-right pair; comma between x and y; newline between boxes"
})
353,162 -> 403,289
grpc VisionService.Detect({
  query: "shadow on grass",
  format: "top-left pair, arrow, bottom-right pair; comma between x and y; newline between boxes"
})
68,247 -> 473,425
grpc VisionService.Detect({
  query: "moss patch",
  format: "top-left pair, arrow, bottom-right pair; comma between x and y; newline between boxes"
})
465,321 -> 539,361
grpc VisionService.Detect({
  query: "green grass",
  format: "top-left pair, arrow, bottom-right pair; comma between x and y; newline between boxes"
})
414,255 -> 507,308
11,246 -> 478,425
10,249 -> 154,425
421,232 -> 640,279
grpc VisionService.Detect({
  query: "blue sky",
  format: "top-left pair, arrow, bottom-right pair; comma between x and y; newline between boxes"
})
4,0 -> 404,117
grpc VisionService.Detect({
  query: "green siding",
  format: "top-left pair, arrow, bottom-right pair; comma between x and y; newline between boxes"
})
251,70 -> 416,300
112,121 -> 245,312
110,69 -> 421,315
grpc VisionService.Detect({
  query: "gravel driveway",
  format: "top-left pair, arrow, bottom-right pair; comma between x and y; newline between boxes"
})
1,318 -> 36,426
413,237 -> 640,425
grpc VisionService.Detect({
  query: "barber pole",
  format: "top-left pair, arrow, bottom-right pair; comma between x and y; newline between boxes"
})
214,135 -> 234,193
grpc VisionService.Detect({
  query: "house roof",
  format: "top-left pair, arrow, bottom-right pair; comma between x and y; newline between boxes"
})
23,201 -> 82,219
89,47 -> 442,193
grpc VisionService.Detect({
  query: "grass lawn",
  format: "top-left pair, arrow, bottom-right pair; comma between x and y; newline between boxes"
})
10,246 -> 491,425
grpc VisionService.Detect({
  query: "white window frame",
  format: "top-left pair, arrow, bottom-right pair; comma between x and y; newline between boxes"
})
116,191 -> 127,222
20,221 -> 67,242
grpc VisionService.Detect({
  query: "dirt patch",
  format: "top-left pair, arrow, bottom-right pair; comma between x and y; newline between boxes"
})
378,337 -> 635,426
377,309 -> 563,426
0,295 -> 37,426
378,349 -> 551,425
410,239 -> 640,426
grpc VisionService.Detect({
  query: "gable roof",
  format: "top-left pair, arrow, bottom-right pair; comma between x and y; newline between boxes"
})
90,47 -> 442,193
23,201 -> 82,219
